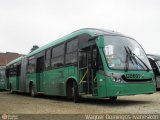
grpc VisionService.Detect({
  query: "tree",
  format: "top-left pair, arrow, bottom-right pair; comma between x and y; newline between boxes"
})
30,45 -> 39,53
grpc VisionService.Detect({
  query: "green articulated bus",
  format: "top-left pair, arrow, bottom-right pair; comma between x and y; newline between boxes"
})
6,28 -> 156,102
0,66 -> 6,90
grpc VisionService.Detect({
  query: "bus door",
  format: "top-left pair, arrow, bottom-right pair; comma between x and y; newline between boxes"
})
78,46 -> 98,95
16,64 -> 21,90
36,56 -> 45,92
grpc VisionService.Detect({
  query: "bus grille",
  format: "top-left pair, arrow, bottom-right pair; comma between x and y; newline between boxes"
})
123,78 -> 152,82
122,75 -> 152,82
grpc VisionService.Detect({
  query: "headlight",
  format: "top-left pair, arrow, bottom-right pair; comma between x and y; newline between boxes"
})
117,78 -> 121,82
112,77 -> 117,82
111,77 -> 123,83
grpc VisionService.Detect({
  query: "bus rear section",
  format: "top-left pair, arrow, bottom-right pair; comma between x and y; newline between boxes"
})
5,56 -> 27,93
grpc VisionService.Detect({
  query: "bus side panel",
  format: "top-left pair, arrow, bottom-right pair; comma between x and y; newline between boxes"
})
9,76 -> 17,91
96,44 -> 109,97
43,69 -> 57,95
44,67 -> 66,96
43,66 -> 77,96
96,72 -> 107,97
0,83 -> 5,90
26,73 -> 37,93
0,77 -> 5,90
65,66 -> 78,96
0,70 -> 6,90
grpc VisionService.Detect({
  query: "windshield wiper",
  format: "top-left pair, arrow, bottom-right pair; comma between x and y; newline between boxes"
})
126,46 -> 150,72
124,46 -> 134,72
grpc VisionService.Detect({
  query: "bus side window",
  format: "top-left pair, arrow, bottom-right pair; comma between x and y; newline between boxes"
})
27,58 -> 36,73
65,38 -> 78,65
9,65 -> 16,77
51,44 -> 65,68
78,34 -> 91,49
45,49 -> 51,70
79,51 -> 87,68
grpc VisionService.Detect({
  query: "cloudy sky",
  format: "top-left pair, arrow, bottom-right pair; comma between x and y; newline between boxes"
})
0,0 -> 160,54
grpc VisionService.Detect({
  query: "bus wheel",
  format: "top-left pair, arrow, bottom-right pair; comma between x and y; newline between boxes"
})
73,81 -> 79,103
66,81 -> 79,103
109,97 -> 117,102
30,84 -> 36,97
156,88 -> 160,91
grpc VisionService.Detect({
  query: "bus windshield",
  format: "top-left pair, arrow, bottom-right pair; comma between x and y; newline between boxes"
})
103,35 -> 151,71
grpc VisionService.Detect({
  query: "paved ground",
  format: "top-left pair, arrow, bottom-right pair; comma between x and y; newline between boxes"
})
0,91 -> 160,119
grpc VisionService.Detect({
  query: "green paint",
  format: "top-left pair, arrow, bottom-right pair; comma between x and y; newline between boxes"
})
0,83 -> 5,90
9,76 -> 17,91
26,73 -> 37,92
43,66 -> 77,96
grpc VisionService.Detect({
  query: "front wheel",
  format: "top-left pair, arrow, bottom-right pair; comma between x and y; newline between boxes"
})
66,81 -> 79,103
73,81 -> 79,103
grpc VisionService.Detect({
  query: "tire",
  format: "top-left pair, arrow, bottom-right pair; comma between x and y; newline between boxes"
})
66,81 -> 79,103
156,88 -> 160,91
109,97 -> 117,102
30,84 -> 36,97
66,82 -> 72,100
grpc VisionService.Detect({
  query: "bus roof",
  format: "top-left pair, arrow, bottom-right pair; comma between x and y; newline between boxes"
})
26,28 -> 125,58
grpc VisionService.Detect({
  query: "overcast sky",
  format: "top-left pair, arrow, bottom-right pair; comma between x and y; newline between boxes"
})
0,0 -> 160,54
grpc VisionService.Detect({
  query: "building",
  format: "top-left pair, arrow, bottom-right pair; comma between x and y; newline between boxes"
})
0,52 -> 23,67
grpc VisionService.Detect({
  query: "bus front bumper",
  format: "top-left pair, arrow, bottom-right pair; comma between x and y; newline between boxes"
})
107,82 -> 156,97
